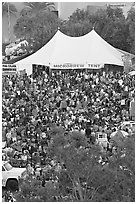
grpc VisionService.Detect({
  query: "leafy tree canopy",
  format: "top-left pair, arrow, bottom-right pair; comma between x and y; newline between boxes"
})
126,7 -> 135,54
15,126 -> 135,202
14,11 -> 58,52
60,6 -> 134,53
13,5 -> 135,55
20,2 -> 55,17
2,2 -> 17,17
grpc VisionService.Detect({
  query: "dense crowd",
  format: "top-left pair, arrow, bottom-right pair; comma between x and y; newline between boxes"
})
2,69 -> 135,179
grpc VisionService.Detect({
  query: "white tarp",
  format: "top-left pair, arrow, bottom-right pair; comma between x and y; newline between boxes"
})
16,63 -> 32,75
2,141 -> 6,148
2,64 -> 17,75
15,29 -> 124,69
129,70 -> 135,76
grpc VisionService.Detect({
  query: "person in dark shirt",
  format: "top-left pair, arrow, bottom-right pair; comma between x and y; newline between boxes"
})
85,123 -> 92,142
85,128 -> 91,137
11,155 -> 21,167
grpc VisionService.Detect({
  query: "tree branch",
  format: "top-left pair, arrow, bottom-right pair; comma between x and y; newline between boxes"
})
89,185 -> 103,201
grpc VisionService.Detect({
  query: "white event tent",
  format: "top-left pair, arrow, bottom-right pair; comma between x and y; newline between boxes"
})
15,29 -> 124,74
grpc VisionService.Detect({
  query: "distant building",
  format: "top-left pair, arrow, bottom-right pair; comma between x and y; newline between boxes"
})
106,2 -> 135,17
106,3 -> 127,7
86,2 -> 135,18
86,5 -> 106,15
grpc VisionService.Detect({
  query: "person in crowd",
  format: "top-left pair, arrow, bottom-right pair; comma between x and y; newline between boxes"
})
26,163 -> 34,176
2,69 -> 135,185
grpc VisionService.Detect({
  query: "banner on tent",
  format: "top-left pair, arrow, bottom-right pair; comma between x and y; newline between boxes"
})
87,64 -> 104,69
2,64 -> 17,75
50,63 -> 104,69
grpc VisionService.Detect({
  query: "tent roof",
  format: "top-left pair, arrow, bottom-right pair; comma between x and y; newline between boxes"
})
15,29 -> 124,67
116,48 -> 135,59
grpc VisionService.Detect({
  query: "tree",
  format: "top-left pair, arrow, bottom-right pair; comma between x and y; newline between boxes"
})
69,8 -> 90,23
101,7 -> 129,52
47,127 -> 135,201
102,17 -> 129,51
126,7 -> 135,54
15,126 -> 135,202
87,9 -> 109,36
87,7 -> 128,51
20,2 -> 55,17
2,2 -> 17,43
15,177 -> 59,202
2,2 -> 17,17
61,9 -> 93,37
60,6 -> 134,53
14,11 -> 58,52
106,6 -> 125,20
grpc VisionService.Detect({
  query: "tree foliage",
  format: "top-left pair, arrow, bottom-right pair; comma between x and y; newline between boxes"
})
20,2 -> 55,17
14,11 -> 58,51
15,126 -> 135,202
13,5 -> 135,54
126,7 -> 135,54
2,2 -> 17,17
61,9 -> 93,37
60,6 -> 135,53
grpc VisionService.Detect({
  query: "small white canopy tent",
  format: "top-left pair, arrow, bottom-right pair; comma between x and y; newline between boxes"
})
129,70 -> 135,76
15,29 -> 124,74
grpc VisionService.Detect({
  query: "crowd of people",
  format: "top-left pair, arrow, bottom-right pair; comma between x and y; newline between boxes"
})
2,68 -> 135,184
